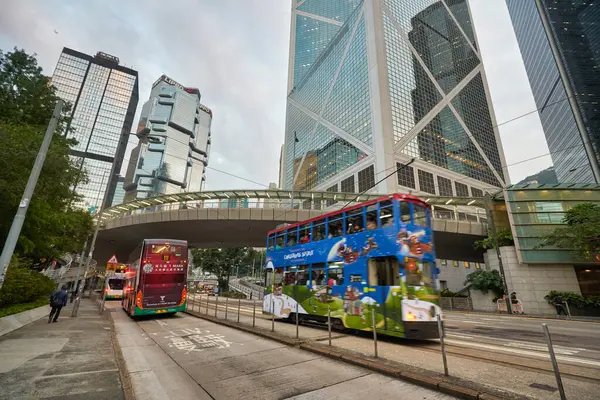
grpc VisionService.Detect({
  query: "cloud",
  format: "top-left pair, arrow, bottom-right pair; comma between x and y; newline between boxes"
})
0,0 -> 291,190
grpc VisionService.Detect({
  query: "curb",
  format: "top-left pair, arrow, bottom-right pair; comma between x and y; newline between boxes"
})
186,310 -> 530,400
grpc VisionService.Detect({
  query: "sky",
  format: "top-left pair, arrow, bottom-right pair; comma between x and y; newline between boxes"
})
0,0 -> 552,190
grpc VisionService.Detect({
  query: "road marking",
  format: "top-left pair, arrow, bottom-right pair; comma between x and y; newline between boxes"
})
504,342 -> 586,355
446,334 -> 473,340
445,339 -> 600,367
461,320 -> 489,325
156,320 -> 168,327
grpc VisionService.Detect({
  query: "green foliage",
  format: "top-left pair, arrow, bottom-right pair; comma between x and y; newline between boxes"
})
440,288 -> 468,298
191,247 -> 253,291
464,269 -> 504,298
0,48 -> 92,261
218,291 -> 247,299
473,229 -> 514,250
537,203 -> 600,261
0,297 -> 49,318
0,260 -> 55,307
544,291 -> 600,309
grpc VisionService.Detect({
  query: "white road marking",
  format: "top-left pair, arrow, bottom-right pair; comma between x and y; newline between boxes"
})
504,342 -> 586,355
156,320 -> 168,327
446,334 -> 473,340
460,320 -> 489,325
445,339 -> 600,367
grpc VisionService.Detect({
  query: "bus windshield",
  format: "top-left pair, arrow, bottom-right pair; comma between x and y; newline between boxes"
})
107,278 -> 124,290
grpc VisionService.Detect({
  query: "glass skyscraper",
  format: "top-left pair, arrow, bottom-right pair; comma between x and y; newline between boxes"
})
506,0 -> 600,183
51,48 -> 139,210
283,0 -> 507,198
124,75 -> 212,202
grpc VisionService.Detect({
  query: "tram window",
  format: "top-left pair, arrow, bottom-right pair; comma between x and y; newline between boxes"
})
284,266 -> 297,285
297,265 -> 309,285
328,214 -> 344,238
413,204 -> 428,226
265,269 -> 274,287
267,235 -> 275,250
311,263 -> 326,286
287,227 -> 298,247
347,208 -> 364,234
366,206 -> 378,230
275,234 -> 284,249
327,262 -> 344,285
368,257 -> 400,286
299,224 -> 310,244
313,222 -> 326,241
400,202 -> 411,222
404,259 -> 433,287
380,201 -> 394,227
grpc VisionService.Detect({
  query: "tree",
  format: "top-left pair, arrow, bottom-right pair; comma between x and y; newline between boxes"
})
473,228 -> 514,250
537,203 -> 600,261
464,269 -> 504,298
191,248 -> 250,291
0,48 -> 92,262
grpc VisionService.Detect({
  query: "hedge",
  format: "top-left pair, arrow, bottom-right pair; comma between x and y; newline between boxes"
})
544,291 -> 600,309
0,263 -> 55,308
218,291 -> 247,299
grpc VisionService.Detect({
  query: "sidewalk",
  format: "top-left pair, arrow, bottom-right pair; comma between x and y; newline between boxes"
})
0,298 -> 127,400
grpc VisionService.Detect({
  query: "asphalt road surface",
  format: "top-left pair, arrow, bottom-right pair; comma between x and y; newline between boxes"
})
108,301 -> 456,400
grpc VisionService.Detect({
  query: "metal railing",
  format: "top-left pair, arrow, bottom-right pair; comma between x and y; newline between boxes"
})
440,297 -> 473,311
229,279 -> 263,300
98,189 -> 487,222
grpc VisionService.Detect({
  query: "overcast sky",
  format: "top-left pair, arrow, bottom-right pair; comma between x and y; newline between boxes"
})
0,0 -> 551,190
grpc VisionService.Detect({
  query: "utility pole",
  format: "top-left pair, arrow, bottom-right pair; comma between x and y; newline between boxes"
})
484,193 -> 512,314
71,172 -> 111,317
0,100 -> 64,290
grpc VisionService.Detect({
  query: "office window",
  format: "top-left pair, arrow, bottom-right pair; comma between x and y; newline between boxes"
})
418,170 -> 436,194
341,176 -> 355,193
472,188 -> 484,197
397,164 -> 415,189
358,165 -> 375,192
326,184 -> 338,207
438,176 -> 453,196
455,182 -> 469,197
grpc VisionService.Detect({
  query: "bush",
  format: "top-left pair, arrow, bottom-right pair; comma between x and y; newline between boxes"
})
0,263 -> 55,307
218,291 -> 247,299
473,229 -> 514,250
464,269 -> 504,298
440,289 -> 468,298
544,291 -> 600,309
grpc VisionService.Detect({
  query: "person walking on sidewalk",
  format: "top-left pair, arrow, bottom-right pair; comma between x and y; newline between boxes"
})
49,285 -> 69,323
554,295 -> 568,318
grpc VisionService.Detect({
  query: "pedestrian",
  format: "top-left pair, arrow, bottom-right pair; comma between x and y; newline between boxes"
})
554,295 -> 567,317
49,285 -> 69,323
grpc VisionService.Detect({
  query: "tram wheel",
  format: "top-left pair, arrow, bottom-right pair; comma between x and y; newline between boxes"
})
332,318 -> 345,331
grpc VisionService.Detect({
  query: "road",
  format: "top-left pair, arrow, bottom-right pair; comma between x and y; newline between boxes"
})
108,301 -> 456,400
185,295 -> 600,398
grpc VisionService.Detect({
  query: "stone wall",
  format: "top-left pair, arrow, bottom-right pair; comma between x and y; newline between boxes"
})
470,289 -> 496,313
484,246 -> 581,315
437,259 -> 483,292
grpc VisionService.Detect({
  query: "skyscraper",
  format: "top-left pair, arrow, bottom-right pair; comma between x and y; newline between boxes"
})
283,0 -> 507,198
506,0 -> 600,183
124,75 -> 211,202
51,48 -> 139,209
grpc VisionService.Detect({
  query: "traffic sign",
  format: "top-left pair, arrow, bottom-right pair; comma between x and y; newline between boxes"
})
107,254 -> 118,264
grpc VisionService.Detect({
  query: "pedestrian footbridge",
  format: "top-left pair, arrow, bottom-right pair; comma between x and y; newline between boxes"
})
95,189 -> 489,264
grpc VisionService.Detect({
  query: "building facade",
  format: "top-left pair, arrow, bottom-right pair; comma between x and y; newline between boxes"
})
110,175 -> 126,207
506,0 -> 600,183
282,0 -> 507,201
124,75 -> 211,202
51,48 -> 139,209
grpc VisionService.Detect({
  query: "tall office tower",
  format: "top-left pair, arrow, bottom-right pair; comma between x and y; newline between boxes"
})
110,176 -> 126,207
124,75 -> 212,201
282,0 -> 507,198
506,0 -> 600,183
51,48 -> 139,209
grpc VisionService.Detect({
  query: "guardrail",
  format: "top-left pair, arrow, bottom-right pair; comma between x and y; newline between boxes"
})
229,279 -> 263,300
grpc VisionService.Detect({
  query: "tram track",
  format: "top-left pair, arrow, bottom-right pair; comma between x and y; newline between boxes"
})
190,299 -> 600,384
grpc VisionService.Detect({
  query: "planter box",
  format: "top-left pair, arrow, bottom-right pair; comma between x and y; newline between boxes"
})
0,304 -> 49,337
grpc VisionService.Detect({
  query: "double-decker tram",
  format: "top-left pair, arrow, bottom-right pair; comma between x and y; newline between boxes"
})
263,194 -> 441,339
122,239 -> 188,317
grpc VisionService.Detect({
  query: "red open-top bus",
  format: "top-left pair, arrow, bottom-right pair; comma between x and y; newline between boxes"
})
122,239 -> 188,317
